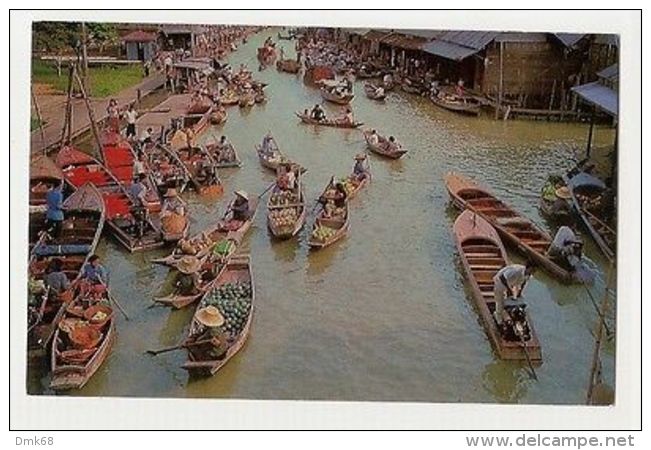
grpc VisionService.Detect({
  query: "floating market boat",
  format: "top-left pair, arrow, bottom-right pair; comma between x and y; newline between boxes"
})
445,172 -> 584,284
342,170 -> 371,199
431,93 -> 481,116
29,153 -> 64,248
100,131 -> 161,213
303,65 -> 335,86
276,58 -> 300,74
146,144 -> 190,195
152,195 -> 259,269
50,281 -> 116,390
204,141 -> 242,168
56,146 -> 163,252
221,90 -> 240,106
238,90 -> 256,108
255,142 -> 305,174
320,86 -> 354,105
28,183 -> 105,361
364,83 -> 386,101
182,254 -> 254,376
356,66 -> 382,79
563,172 -> 616,262
453,209 -> 542,361
257,46 -> 277,68
308,177 -> 350,249
295,111 -> 364,129
266,175 -> 306,239
166,143 -> 223,195
210,108 -> 228,125
363,130 -> 407,159
538,174 -> 572,221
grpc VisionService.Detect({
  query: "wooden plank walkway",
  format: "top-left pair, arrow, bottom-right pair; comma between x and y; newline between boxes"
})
30,73 -> 166,154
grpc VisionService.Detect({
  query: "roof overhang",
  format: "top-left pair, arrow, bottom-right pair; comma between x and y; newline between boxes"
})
571,82 -> 618,117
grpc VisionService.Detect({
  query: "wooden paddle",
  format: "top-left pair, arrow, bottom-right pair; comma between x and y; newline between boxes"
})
145,338 -> 213,356
97,276 -> 130,321
514,324 -> 538,381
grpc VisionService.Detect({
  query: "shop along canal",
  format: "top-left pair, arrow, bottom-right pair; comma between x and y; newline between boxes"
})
29,29 -> 616,404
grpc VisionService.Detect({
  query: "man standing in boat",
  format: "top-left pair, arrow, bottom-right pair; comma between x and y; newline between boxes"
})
492,261 -> 536,326
367,129 -> 379,146
129,174 -> 150,238
45,181 -> 65,239
353,154 -> 370,182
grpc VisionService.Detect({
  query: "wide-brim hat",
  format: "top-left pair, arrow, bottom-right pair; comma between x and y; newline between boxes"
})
235,190 -> 249,201
165,188 -> 178,198
177,255 -> 202,274
195,305 -> 225,328
555,186 -> 572,200
355,153 -> 367,160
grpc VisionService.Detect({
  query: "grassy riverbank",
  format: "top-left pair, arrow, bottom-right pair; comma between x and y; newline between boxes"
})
32,59 -> 145,98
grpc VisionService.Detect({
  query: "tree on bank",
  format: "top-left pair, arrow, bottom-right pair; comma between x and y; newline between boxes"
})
32,22 -> 119,54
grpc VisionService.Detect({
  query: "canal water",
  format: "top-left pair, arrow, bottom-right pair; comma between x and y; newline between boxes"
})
28,28 -> 617,404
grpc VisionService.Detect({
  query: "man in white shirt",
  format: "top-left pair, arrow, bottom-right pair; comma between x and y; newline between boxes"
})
367,129 -> 379,146
548,225 -> 583,269
139,127 -> 153,145
492,261 -> 536,325
124,105 -> 138,139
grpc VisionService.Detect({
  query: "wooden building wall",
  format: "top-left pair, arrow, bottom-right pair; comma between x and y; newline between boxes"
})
481,40 -> 584,109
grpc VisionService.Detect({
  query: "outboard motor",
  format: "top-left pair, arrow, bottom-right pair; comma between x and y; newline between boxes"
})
501,297 -> 532,342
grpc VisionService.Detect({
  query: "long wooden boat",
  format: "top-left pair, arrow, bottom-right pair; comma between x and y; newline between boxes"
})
453,209 -> 542,361
304,65 -> 335,86
295,111 -> 363,128
363,130 -> 407,159
210,108 -> 228,125
56,146 -> 163,252
356,67 -> 382,79
364,83 -> 386,101
50,281 -> 116,390
257,46 -> 277,68
563,172 -> 616,261
167,144 -> 223,195
28,183 -> 105,361
29,153 -> 64,248
255,144 -> 305,174
100,131 -> 161,213
342,170 -> 371,199
182,254 -> 254,376
221,90 -> 240,106
308,177 -> 350,249
146,143 -> 190,194
276,58 -> 300,74
238,91 -> 256,108
267,175 -> 306,239
431,94 -> 481,116
204,141 -> 242,168
152,196 -> 259,270
320,86 -> 354,105
445,172 -> 582,284
401,80 -> 423,95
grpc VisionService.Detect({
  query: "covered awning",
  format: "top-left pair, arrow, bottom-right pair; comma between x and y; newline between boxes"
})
572,81 -> 618,117
420,39 -> 480,61
567,172 -> 607,190
380,33 -> 427,50
363,30 -> 390,41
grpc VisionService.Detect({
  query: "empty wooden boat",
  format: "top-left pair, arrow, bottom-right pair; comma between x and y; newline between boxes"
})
453,209 -> 542,361
431,94 -> 481,116
182,254 -> 254,376
445,172 -> 581,284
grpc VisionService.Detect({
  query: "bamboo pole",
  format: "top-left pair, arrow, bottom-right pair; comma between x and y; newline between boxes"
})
586,263 -> 615,404
59,64 -> 75,147
73,66 -> 103,160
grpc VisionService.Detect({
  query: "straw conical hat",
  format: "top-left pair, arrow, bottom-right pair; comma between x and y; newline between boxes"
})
195,305 -> 225,328
355,153 -> 367,160
177,255 -> 202,274
555,186 -> 572,200
165,188 -> 178,198
235,190 -> 249,201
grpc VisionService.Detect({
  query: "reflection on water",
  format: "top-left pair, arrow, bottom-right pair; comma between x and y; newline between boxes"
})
27,28 -> 616,404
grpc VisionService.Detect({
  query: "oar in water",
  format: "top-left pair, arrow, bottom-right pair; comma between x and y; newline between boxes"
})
145,338 -> 213,356
258,182 -> 276,199
583,283 -> 613,339
97,276 -> 130,321
515,325 -> 538,381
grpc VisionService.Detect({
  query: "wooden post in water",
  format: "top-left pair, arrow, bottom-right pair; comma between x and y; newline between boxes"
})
73,65 -> 103,160
31,87 -> 46,153
496,40 -> 504,120
81,22 -> 90,93
586,105 -> 596,158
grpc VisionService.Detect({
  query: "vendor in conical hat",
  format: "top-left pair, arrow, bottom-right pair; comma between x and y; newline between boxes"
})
161,188 -> 187,218
353,153 -> 370,181
194,305 -> 231,358
177,255 -> 202,275
176,255 -> 204,295
231,190 -> 250,221
554,186 -> 572,200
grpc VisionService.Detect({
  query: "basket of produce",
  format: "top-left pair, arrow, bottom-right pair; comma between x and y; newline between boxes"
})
212,239 -> 234,257
65,302 -> 87,318
311,225 -> 336,242
83,304 -> 113,329
270,208 -> 298,229
203,281 -> 253,336
58,317 -> 87,334
161,213 -> 188,235
69,325 -> 102,350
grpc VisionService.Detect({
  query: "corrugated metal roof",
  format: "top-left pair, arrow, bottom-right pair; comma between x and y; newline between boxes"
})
436,30 -> 501,50
494,32 -> 548,43
364,30 -> 390,41
121,30 -> 158,43
160,24 -> 207,35
345,28 -> 370,36
593,33 -> 619,47
380,33 -> 427,50
553,33 -> 588,48
597,63 -> 618,82
572,81 -> 618,117
421,39 -> 480,61
398,29 -> 444,39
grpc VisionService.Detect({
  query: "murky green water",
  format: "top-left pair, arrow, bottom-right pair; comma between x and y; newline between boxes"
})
29,29 -> 616,404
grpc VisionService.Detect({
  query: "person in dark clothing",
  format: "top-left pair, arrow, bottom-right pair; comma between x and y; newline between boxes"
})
45,182 -> 65,238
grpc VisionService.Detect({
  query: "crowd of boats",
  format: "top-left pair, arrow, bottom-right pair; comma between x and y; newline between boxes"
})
26,29 -> 616,391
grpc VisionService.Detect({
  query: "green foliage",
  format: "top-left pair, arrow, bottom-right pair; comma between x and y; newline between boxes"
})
32,21 -> 119,53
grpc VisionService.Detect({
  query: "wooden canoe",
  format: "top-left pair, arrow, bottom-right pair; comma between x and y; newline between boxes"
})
100,131 -> 161,213
167,145 -> 223,195
50,282 -> 116,390
563,172 -> 616,262
363,130 -> 407,159
204,142 -> 242,168
308,177 -> 350,249
56,146 -> 164,252
221,90 -> 240,106
152,196 -> 259,270
276,59 -> 300,74
182,254 -> 254,376
343,171 -> 370,199
445,172 -> 582,284
238,91 -> 256,108
267,176 -> 306,240
28,183 -> 106,361
29,153 -> 64,248
145,144 -> 190,194
364,83 -> 386,101
295,112 -> 363,128
210,108 -> 228,125
431,94 -> 481,116
256,144 -> 306,174
320,87 -> 354,105
453,210 -> 542,361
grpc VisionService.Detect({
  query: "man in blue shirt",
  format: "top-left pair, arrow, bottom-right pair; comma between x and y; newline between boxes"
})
81,255 -> 109,285
45,182 -> 65,238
